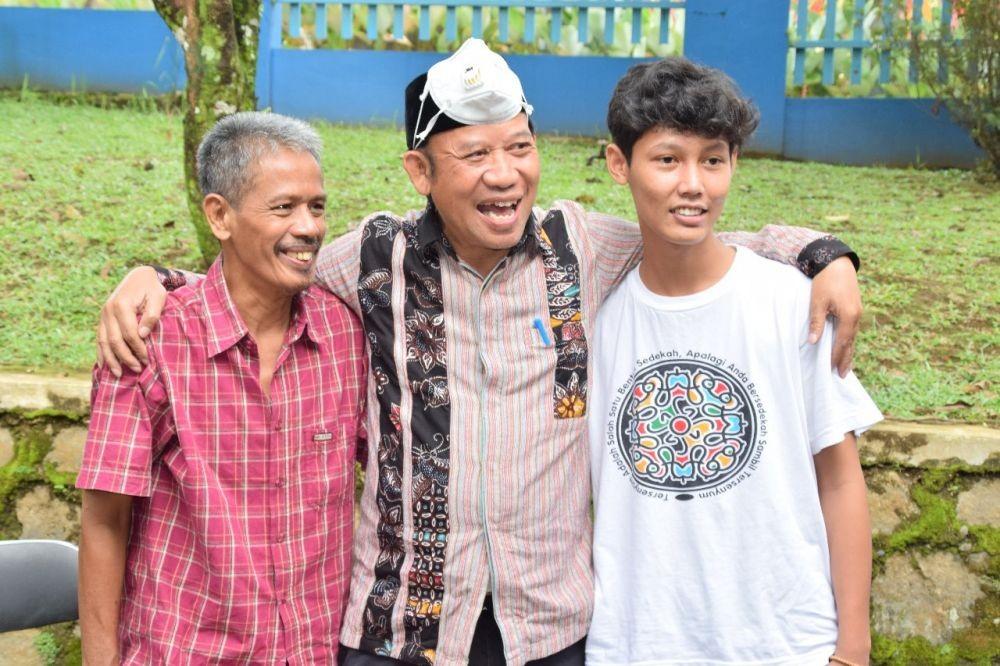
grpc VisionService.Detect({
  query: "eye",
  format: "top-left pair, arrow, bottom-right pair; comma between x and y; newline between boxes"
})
272,203 -> 293,213
310,201 -> 326,214
509,141 -> 534,153
657,155 -> 677,165
705,156 -> 726,167
463,149 -> 489,161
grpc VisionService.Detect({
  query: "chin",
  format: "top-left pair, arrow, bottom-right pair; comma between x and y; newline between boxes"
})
487,226 -> 529,250
275,274 -> 313,296
652,226 -> 712,247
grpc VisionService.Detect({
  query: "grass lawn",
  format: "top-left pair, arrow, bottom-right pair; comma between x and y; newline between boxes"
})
0,95 -> 997,424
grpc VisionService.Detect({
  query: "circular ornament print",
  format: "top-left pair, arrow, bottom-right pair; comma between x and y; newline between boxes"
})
615,359 -> 757,492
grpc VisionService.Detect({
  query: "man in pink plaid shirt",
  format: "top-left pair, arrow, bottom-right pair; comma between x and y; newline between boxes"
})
76,112 -> 366,664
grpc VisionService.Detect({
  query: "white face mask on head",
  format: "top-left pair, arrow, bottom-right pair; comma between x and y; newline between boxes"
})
412,38 -> 534,148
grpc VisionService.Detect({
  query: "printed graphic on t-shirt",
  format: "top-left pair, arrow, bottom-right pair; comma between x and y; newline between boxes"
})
608,351 -> 768,501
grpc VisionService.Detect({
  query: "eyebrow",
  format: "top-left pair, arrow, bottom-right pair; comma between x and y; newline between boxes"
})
651,140 -> 729,153
264,193 -> 327,205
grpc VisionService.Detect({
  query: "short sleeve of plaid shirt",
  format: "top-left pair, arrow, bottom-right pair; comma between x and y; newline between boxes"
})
77,356 -> 174,498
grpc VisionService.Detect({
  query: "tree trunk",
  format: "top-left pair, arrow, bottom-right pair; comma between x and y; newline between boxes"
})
153,0 -> 262,267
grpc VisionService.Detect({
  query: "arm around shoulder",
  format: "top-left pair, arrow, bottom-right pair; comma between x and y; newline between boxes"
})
718,224 -> 859,277
314,224 -> 366,311
575,205 -> 643,301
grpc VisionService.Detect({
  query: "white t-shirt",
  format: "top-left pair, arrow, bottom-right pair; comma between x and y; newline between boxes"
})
586,247 -> 882,666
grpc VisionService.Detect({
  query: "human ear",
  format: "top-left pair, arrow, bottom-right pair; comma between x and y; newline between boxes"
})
202,194 -> 232,242
402,150 -> 434,196
605,143 -> 630,186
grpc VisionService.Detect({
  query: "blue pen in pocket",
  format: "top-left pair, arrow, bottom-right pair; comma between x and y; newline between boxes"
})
532,317 -> 553,347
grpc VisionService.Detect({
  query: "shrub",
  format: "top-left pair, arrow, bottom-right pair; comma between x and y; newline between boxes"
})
906,0 -> 1000,178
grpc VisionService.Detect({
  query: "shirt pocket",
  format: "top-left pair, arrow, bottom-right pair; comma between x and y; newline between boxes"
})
304,418 -> 355,507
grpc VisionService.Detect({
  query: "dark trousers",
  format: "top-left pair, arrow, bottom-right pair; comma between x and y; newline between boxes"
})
339,597 -> 586,666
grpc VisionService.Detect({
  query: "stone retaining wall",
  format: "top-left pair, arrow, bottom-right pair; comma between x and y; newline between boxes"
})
1,373 -> 997,665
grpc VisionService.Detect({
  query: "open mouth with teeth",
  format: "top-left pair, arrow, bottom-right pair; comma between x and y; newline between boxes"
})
477,199 -> 520,225
671,206 -> 708,218
278,248 -> 317,269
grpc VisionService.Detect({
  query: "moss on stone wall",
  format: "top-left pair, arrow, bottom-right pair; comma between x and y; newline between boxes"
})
33,622 -> 82,666
1,415 -> 84,535
866,460 -> 999,664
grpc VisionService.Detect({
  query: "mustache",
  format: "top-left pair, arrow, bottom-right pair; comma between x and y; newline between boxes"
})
276,237 -> 322,253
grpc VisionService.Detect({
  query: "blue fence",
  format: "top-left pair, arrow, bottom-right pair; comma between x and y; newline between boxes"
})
0,2 -> 983,167
273,0 -> 684,46
788,0 -> 956,89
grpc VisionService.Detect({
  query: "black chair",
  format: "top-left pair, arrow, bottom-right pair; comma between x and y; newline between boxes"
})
0,540 -> 79,633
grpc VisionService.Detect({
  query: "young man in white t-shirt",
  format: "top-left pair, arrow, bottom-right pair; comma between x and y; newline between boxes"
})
586,58 -> 882,666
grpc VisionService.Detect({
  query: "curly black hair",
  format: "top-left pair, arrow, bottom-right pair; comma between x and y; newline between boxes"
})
607,57 -> 760,162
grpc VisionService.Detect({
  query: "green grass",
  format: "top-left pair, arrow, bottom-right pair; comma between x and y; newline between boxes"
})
0,94 -> 997,423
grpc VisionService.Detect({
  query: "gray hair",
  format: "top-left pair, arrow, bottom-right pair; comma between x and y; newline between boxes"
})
196,111 -> 322,206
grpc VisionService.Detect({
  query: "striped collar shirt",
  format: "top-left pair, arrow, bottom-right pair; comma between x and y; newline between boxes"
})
314,200 -> 843,665
77,257 -> 367,664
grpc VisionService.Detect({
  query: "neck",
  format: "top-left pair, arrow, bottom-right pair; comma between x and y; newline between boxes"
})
637,232 -> 735,297
433,209 -> 514,278
221,259 -> 293,341
455,245 -> 507,276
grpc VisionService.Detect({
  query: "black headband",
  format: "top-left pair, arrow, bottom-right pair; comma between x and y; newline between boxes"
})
404,73 -> 466,150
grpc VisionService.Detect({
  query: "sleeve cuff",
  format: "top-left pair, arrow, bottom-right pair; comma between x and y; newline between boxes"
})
75,468 -> 152,498
809,409 -> 884,455
153,265 -> 187,292
796,236 -> 860,278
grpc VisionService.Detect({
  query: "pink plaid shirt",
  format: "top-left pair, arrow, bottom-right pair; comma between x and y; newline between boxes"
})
77,257 -> 366,664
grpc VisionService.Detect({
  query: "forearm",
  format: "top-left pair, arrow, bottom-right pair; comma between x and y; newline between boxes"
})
718,225 -> 859,277
79,493 -> 131,665
819,473 -> 872,661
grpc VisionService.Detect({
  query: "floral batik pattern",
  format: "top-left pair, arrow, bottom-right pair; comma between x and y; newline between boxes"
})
796,235 -> 858,278
357,212 -> 453,665
535,210 -> 588,419
399,219 -> 451,665
358,215 -> 407,657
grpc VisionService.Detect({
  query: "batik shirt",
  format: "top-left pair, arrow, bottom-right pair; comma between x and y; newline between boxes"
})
306,200 -> 854,666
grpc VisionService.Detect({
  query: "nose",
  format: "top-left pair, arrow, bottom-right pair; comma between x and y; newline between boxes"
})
482,150 -> 517,190
289,203 -> 325,240
677,163 -> 704,197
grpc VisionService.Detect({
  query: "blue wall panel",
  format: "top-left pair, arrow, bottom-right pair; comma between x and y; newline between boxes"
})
783,98 -> 982,168
0,8 -> 184,93
685,0 -> 789,155
267,49 -> 653,136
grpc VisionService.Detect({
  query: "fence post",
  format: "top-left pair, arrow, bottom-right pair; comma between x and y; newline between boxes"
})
683,0 -> 788,155
255,0 -> 282,110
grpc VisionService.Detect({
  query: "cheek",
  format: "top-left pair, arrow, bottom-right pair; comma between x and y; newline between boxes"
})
518,160 -> 540,185
708,172 -> 733,199
638,178 -> 671,209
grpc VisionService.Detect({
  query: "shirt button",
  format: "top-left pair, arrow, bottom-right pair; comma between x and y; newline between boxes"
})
276,533 -> 286,543
275,478 -> 285,488
313,501 -> 323,511
272,420 -> 282,431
